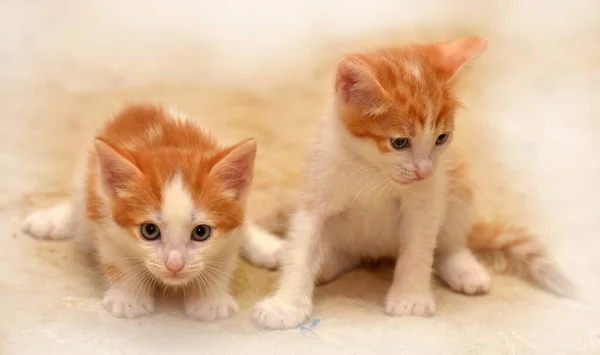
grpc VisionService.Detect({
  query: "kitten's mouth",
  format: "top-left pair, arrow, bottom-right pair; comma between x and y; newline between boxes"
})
161,273 -> 193,285
150,270 -> 194,286
391,176 -> 419,185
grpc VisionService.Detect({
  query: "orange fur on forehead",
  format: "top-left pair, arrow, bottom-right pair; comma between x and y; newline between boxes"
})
87,104 -> 251,234
335,36 -> 487,149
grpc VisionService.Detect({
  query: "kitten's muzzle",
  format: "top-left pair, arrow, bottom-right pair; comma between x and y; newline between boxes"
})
165,250 -> 185,275
414,159 -> 433,179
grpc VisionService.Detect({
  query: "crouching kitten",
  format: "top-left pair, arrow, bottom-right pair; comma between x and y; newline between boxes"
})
21,104 -> 283,320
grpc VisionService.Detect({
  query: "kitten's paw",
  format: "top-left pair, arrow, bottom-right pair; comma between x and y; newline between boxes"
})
385,291 -> 436,317
185,294 -> 239,321
21,203 -> 72,240
436,251 -> 491,295
102,287 -> 154,319
243,224 -> 284,270
253,296 -> 311,330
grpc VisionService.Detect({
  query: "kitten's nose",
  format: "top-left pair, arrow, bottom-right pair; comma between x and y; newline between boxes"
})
415,159 -> 433,179
165,251 -> 185,274
166,261 -> 184,273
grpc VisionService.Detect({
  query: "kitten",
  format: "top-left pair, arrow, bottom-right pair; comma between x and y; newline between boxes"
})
251,36 -> 573,330
21,104 -> 282,320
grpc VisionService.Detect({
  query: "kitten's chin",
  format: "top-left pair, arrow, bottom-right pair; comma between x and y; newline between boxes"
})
152,271 -> 195,286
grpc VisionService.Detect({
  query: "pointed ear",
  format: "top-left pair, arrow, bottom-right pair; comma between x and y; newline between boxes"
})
210,138 -> 257,201
428,36 -> 488,81
94,138 -> 142,197
335,55 -> 387,106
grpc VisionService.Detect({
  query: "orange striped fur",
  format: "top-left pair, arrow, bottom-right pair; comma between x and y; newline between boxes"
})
87,105 -> 245,234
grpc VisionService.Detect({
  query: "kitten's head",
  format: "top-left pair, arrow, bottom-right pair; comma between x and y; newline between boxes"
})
335,36 -> 487,185
94,137 -> 256,286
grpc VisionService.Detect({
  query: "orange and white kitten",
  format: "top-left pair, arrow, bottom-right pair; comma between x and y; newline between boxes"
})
252,36 -> 573,330
21,104 -> 282,320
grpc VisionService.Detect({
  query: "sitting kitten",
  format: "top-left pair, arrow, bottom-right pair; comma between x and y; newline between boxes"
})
252,36 -> 573,330
21,104 -> 282,320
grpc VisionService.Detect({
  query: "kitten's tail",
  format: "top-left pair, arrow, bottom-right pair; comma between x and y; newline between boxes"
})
467,220 -> 574,298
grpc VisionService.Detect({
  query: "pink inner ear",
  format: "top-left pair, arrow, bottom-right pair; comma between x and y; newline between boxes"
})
101,158 -> 134,191
211,139 -> 257,201
335,57 -> 380,105
94,139 -> 141,196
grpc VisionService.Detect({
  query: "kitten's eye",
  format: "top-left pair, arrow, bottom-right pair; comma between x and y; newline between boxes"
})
191,224 -> 212,242
390,137 -> 410,150
140,223 -> 161,241
436,133 -> 449,145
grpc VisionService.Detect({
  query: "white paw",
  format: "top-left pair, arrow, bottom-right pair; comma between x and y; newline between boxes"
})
385,291 -> 436,317
21,203 -> 72,240
243,223 -> 284,270
102,286 -> 154,319
185,294 -> 239,321
436,251 -> 491,295
253,296 -> 311,330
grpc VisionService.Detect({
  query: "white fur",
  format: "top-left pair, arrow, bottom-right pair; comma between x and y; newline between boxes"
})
103,282 -> 155,318
242,221 -> 284,270
253,102 -> 490,329
161,173 -> 195,225
21,201 -> 73,240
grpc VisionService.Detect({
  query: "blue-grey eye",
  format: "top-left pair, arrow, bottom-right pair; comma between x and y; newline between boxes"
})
390,137 -> 409,150
191,224 -> 212,242
436,133 -> 449,145
140,223 -> 161,240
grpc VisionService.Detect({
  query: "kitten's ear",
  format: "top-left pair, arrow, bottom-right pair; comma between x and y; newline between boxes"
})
429,36 -> 488,81
335,55 -> 386,105
210,138 -> 257,201
94,138 -> 142,197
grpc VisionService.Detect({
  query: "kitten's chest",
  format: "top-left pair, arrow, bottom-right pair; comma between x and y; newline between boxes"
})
329,197 -> 405,257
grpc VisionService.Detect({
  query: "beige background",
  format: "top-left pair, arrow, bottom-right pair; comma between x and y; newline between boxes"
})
1,0 -> 599,354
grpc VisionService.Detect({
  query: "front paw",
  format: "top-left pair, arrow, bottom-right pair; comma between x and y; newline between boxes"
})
103,286 -> 154,319
185,294 -> 239,321
253,296 -> 311,330
385,291 -> 436,317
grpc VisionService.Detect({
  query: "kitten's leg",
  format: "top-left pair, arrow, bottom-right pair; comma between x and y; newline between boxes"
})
241,221 -> 284,270
253,209 -> 324,330
317,249 -> 359,285
101,262 -> 155,319
185,250 -> 239,321
21,201 -> 74,240
434,197 -> 490,295
385,206 -> 440,317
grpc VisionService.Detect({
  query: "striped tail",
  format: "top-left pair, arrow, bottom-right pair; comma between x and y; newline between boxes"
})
468,221 -> 574,298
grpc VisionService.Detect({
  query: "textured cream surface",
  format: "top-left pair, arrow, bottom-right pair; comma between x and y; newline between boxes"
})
1,1 -> 600,354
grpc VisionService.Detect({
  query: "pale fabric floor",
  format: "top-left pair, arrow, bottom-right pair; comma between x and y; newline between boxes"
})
1,1 -> 600,354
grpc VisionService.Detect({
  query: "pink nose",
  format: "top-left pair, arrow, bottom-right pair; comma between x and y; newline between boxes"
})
165,260 -> 184,274
415,159 -> 433,179
165,251 -> 185,274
